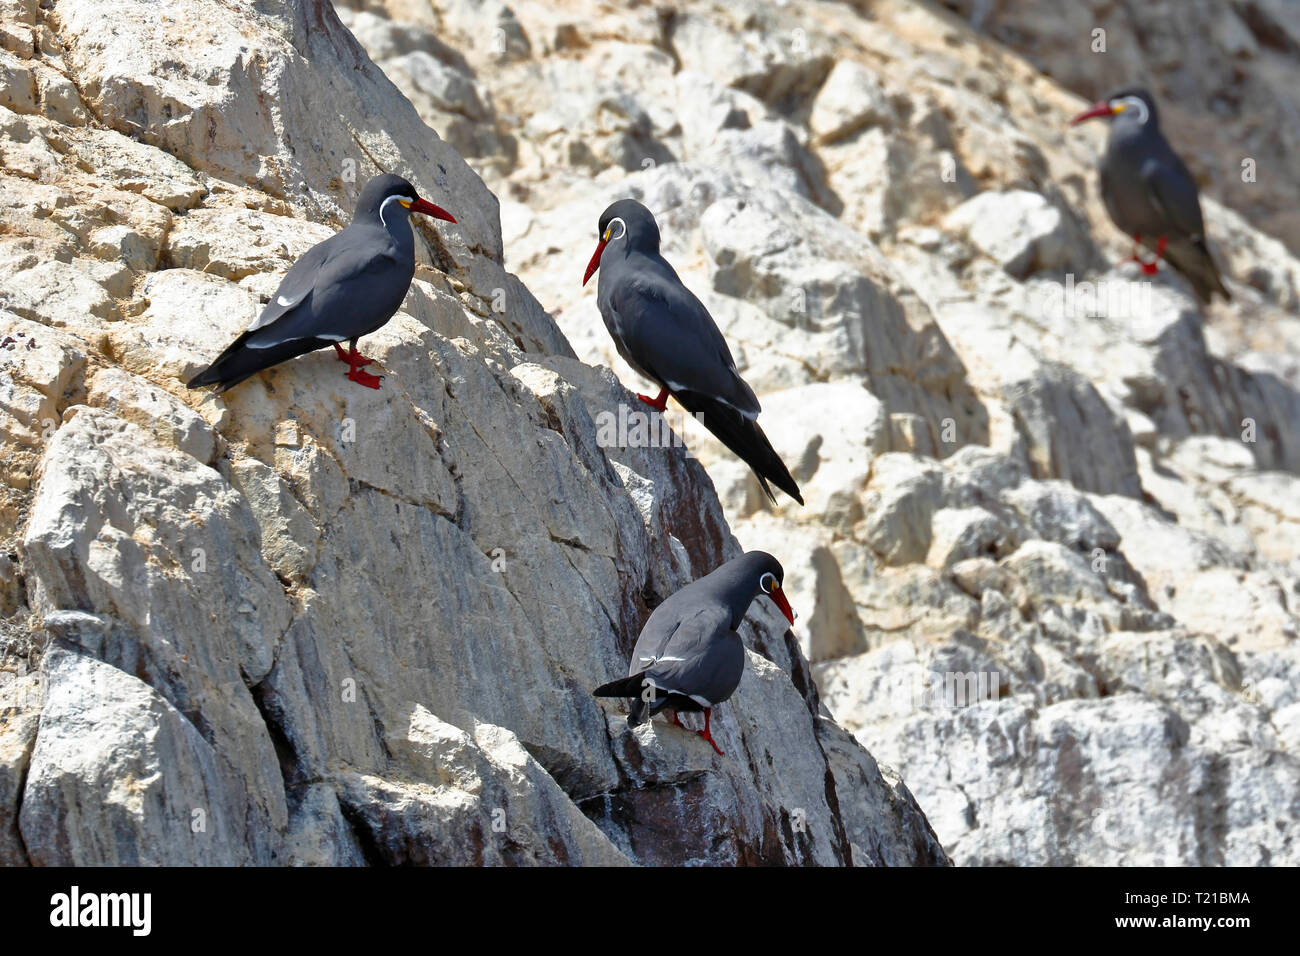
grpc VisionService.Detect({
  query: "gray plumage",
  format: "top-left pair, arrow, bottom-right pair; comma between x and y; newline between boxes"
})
187,173 -> 456,391
1074,86 -> 1229,303
584,200 -> 803,504
592,551 -> 794,754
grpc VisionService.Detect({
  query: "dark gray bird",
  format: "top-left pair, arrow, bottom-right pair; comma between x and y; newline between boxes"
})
187,173 -> 456,392
1070,87 -> 1229,303
582,199 -> 804,504
592,551 -> 795,755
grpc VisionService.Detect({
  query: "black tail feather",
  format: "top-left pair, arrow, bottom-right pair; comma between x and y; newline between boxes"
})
187,334 -> 329,392
1164,238 -> 1230,305
593,671 -> 653,726
592,673 -> 647,699
672,390 -> 804,505
592,672 -> 705,728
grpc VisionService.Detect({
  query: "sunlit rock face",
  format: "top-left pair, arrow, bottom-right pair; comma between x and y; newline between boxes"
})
0,0 -> 949,867
336,0 -> 1299,864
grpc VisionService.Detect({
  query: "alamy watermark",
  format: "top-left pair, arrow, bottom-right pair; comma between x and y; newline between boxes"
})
883,670 -> 1002,715
49,886 -> 151,936
1033,273 -> 1154,319
595,402 -> 706,457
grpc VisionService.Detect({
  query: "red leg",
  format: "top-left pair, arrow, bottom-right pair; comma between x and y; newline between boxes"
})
343,345 -> 382,389
637,387 -> 669,413
334,342 -> 372,365
1121,234 -> 1168,275
1139,236 -> 1167,276
697,708 -> 724,756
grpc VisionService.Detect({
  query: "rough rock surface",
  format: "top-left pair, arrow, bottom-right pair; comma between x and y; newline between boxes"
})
335,0 -> 1300,865
0,0 -> 946,866
939,0 -> 1300,255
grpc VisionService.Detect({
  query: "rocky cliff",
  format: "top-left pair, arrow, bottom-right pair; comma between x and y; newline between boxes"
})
939,0 -> 1300,256
2,0 -> 1297,868
0,0 -> 947,866
336,0 -> 1300,865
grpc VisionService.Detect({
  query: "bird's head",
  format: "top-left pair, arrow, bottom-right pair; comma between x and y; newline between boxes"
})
582,198 -> 660,286
1069,86 -> 1158,129
356,173 -> 457,228
751,552 -> 795,625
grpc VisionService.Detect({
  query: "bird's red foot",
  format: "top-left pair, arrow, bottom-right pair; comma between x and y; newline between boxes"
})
333,343 -> 372,366
697,729 -> 724,755
1141,236 -> 1169,275
637,388 -> 669,413
346,365 -> 383,389
669,711 -> 685,729
697,709 -> 724,756
1121,235 -> 1166,275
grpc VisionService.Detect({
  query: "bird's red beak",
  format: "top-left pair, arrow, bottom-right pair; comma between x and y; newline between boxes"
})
582,239 -> 606,286
410,197 -> 457,223
1069,101 -> 1114,126
769,586 -> 795,626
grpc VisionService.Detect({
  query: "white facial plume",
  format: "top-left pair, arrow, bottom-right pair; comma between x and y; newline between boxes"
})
1110,95 -> 1150,125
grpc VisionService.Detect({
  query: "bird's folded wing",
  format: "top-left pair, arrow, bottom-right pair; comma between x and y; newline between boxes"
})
642,604 -> 737,705
245,242 -> 406,349
1140,154 -> 1206,240
611,276 -> 761,418
245,239 -> 333,334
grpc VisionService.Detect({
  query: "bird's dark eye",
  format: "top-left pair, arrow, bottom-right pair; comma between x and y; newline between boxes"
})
759,572 -> 776,593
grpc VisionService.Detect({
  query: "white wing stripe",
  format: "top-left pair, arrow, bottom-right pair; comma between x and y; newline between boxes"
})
663,378 -> 759,421
643,678 -> 713,709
